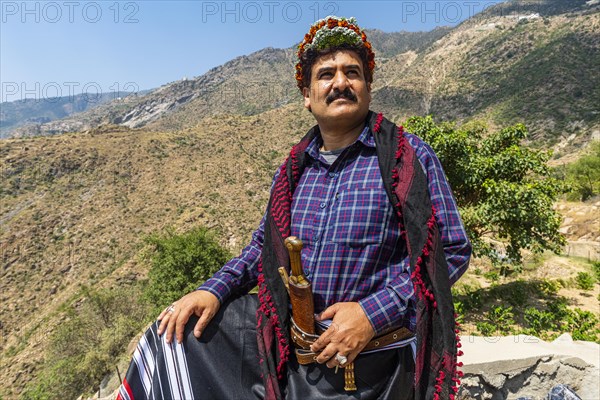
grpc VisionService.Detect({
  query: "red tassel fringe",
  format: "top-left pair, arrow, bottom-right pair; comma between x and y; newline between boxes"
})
257,261 -> 290,379
373,112 -> 384,133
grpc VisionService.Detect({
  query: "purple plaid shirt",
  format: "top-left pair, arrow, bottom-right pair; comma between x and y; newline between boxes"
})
199,126 -> 471,335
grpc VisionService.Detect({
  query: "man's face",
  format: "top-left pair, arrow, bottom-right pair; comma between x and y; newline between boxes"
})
302,50 -> 371,127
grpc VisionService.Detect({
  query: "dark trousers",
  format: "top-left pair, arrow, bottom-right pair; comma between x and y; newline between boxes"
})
120,294 -> 414,400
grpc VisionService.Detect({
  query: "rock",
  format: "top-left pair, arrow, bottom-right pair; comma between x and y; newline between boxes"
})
459,335 -> 599,399
559,226 -> 571,234
562,217 -> 574,225
460,355 -> 597,399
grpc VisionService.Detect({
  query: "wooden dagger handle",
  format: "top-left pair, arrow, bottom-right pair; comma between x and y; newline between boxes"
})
285,236 -> 307,284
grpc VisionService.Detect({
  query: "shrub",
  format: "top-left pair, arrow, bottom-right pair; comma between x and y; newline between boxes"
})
575,272 -> 595,290
592,261 -> 600,282
453,284 -> 483,312
565,309 -> 600,342
519,297 -> 599,342
476,305 -> 515,336
142,226 -> 232,311
475,321 -> 498,336
524,307 -> 555,332
563,141 -> 600,201
535,279 -> 561,297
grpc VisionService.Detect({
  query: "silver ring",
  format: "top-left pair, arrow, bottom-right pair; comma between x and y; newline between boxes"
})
335,354 -> 348,366
167,305 -> 176,313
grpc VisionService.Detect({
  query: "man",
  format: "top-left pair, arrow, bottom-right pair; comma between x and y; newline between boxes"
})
118,16 -> 470,400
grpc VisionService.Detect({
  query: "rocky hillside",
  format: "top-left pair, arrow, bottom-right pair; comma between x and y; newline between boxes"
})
370,0 -> 600,145
3,27 -> 448,139
0,92 -> 140,138
0,105 -> 319,398
4,46 -> 305,138
5,0 -> 598,146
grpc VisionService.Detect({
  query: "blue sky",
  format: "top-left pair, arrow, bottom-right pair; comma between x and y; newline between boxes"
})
1,1 -> 504,102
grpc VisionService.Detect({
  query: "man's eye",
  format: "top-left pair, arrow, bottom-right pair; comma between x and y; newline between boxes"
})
319,72 -> 333,79
347,70 -> 359,76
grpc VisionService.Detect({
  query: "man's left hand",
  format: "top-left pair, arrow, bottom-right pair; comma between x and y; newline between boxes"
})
310,302 -> 375,369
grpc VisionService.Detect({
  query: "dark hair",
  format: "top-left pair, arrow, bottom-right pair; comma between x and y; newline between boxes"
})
299,44 -> 373,89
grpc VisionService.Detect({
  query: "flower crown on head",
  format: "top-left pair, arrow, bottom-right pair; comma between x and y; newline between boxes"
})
295,16 -> 375,90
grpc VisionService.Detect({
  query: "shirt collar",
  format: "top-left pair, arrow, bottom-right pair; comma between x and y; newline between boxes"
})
305,125 -> 374,160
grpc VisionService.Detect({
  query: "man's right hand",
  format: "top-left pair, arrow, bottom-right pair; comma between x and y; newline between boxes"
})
157,290 -> 220,344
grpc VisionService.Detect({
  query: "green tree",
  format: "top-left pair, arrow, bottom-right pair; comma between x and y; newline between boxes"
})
404,116 -> 565,268
143,226 -> 232,311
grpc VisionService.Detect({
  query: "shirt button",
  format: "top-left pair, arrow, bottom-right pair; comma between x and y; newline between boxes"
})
328,172 -> 336,178
319,202 -> 326,208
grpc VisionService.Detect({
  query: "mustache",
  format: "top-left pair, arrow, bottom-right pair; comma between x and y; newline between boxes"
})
326,88 -> 357,105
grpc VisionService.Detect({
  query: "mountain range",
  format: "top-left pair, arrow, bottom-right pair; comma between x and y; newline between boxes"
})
3,0 -> 598,147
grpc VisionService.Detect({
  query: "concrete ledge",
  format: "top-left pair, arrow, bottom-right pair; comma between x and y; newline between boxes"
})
459,334 -> 599,399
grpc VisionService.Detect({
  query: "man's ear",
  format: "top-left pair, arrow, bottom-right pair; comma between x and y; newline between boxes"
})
303,86 -> 311,111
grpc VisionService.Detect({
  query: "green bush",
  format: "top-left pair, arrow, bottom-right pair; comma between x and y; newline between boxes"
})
483,271 -> 500,282
575,272 -> 595,290
562,141 -> 600,201
452,284 -> 483,312
518,298 -> 599,342
143,226 -> 231,311
535,279 -> 561,296
476,305 -> 515,336
524,307 -> 555,332
592,261 -> 600,282
543,297 -> 599,342
567,309 -> 600,342
475,321 -> 498,336
453,301 -> 465,324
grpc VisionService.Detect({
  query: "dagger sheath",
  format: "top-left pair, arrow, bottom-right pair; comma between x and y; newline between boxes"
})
284,236 -> 315,335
